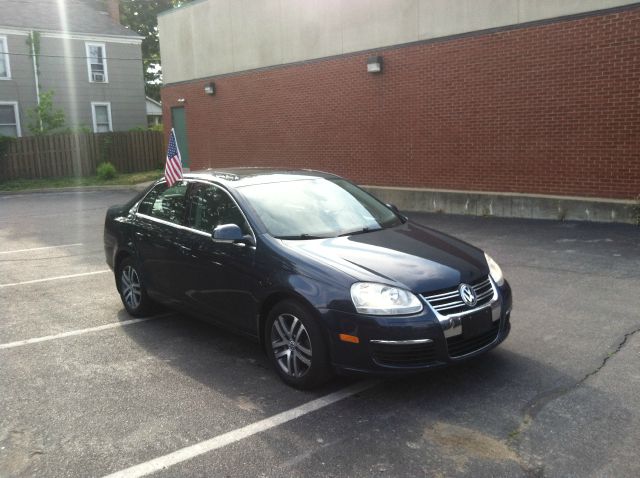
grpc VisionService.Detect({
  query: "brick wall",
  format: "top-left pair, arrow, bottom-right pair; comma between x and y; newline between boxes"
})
162,7 -> 640,200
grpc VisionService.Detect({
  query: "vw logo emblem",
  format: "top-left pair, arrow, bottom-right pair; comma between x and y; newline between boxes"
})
459,283 -> 478,307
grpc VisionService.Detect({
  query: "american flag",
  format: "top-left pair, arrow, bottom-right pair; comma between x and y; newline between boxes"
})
164,128 -> 183,187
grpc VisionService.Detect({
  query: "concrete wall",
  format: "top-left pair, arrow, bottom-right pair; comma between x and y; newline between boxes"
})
364,186 -> 639,224
159,0 -> 638,84
0,30 -> 146,134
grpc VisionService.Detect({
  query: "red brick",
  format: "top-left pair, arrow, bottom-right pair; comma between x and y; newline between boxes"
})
162,7 -> 640,200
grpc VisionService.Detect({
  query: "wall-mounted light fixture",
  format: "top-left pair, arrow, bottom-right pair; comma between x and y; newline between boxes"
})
204,82 -> 216,95
177,98 -> 186,103
367,55 -> 383,74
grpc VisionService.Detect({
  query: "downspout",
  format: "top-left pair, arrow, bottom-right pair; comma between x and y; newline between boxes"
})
30,30 -> 42,130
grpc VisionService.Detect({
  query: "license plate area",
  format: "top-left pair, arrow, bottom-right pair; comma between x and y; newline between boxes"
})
461,308 -> 493,339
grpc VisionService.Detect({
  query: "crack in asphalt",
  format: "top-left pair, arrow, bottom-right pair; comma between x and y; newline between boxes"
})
507,325 -> 640,476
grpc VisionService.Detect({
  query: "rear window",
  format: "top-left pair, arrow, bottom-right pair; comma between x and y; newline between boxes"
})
137,182 -> 189,225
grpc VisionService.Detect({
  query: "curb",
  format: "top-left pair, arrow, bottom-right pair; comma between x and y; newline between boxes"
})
0,182 -> 153,196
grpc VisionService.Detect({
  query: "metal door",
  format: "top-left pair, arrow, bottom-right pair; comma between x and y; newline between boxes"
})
170,106 -> 190,169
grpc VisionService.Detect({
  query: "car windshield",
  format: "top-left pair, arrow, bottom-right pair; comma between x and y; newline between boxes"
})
238,178 -> 403,239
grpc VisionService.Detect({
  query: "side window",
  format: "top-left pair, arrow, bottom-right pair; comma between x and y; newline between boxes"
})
138,182 -> 188,225
0,102 -> 21,137
0,36 -> 11,79
91,102 -> 112,132
187,183 -> 250,235
86,42 -> 108,82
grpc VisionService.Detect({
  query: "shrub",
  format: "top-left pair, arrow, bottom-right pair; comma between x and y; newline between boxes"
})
26,90 -> 66,135
0,135 -> 15,160
96,162 -> 117,180
64,125 -> 92,134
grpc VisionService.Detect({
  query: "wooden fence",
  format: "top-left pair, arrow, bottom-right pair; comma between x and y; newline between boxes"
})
0,131 -> 164,181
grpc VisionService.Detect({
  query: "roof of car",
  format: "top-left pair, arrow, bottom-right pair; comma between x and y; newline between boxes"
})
184,168 -> 341,187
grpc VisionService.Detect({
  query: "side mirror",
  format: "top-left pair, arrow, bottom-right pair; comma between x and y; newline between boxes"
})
386,203 -> 407,222
386,203 -> 400,213
212,224 -> 244,243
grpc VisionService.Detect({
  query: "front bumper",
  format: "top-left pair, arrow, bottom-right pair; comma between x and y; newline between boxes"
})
320,280 -> 512,375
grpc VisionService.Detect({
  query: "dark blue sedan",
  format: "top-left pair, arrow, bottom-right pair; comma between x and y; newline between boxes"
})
104,169 -> 512,388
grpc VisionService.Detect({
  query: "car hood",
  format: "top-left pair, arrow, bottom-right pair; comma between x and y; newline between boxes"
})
279,221 -> 489,294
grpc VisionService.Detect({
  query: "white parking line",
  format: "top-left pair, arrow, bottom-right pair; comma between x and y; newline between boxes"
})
0,270 -> 110,288
0,317 -> 160,350
0,243 -> 83,254
102,379 -> 378,478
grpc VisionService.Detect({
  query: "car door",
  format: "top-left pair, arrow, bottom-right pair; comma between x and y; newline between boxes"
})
133,181 -> 190,303
180,181 -> 260,334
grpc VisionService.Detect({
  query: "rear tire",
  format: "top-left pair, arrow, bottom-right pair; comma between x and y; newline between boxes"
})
117,257 -> 153,317
265,300 -> 332,389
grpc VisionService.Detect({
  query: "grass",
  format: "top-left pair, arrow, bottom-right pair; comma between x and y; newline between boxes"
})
0,169 -> 164,192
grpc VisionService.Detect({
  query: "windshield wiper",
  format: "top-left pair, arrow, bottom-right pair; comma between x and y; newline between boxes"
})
338,227 -> 380,237
275,234 -> 328,240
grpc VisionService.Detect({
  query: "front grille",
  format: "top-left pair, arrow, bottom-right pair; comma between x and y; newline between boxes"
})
446,321 -> 500,357
422,276 -> 495,316
371,342 -> 438,367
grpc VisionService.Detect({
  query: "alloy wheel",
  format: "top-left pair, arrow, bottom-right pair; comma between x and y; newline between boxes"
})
271,313 -> 313,378
121,265 -> 142,310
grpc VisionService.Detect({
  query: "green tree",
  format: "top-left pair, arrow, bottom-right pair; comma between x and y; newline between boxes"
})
0,136 -> 15,162
118,0 -> 192,101
26,90 -> 66,135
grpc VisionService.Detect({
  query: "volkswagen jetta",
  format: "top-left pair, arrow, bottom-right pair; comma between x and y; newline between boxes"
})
104,169 -> 512,388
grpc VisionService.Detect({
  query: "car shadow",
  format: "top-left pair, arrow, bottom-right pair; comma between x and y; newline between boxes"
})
116,309 -> 358,406
116,308 -> 635,476
117,307 -> 563,408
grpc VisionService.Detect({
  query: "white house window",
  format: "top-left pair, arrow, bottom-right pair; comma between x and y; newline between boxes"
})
0,36 -> 11,79
0,102 -> 21,137
86,42 -> 108,83
91,102 -> 112,132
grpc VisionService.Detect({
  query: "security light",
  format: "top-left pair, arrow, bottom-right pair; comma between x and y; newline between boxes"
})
204,82 -> 216,95
367,56 -> 382,73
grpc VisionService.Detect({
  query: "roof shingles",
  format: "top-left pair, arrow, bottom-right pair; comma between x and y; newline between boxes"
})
0,0 -> 140,38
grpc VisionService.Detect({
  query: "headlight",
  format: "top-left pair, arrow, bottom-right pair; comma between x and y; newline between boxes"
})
484,253 -> 504,286
350,282 -> 423,315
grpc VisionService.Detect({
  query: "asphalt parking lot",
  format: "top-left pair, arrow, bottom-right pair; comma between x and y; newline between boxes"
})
1,188 -> 639,478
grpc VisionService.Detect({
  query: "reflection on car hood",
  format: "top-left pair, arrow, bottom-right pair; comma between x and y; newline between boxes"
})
280,221 -> 489,293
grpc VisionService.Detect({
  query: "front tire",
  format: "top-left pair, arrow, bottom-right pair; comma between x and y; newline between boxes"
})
117,257 -> 153,317
265,300 -> 332,389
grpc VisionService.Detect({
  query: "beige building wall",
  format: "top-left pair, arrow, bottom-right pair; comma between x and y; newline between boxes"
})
159,0 -> 637,84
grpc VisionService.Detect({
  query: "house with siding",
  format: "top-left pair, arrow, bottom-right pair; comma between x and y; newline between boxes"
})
0,0 -> 146,137
146,96 -> 162,126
